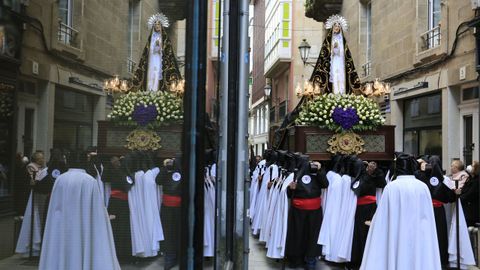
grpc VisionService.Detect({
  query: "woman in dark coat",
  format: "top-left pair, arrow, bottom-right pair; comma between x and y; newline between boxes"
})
461,161 -> 479,227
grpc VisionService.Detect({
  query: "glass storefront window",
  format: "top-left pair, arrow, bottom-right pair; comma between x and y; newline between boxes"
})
404,130 -> 419,156
0,85 -> 14,198
404,93 -> 442,157
419,128 -> 442,156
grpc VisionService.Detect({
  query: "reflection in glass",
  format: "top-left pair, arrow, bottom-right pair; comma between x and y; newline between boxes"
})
420,129 -> 442,157
404,130 -> 419,157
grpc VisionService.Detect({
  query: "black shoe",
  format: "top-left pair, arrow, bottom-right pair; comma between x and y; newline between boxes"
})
304,257 -> 316,270
304,265 -> 316,270
288,258 -> 303,268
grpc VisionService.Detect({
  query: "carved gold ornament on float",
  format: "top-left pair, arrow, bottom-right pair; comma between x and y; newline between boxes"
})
125,129 -> 162,151
327,132 -> 365,155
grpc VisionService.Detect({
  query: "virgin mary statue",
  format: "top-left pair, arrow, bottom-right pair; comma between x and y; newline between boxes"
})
131,13 -> 182,92
310,15 -> 361,95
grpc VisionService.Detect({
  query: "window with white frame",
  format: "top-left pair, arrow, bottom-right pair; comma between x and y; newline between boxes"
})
360,1 -> 372,77
366,2 -> 372,64
255,108 -> 259,135
58,0 -> 78,46
424,0 -> 441,49
258,107 -> 263,134
58,0 -> 73,27
428,0 -> 441,30
264,104 -> 269,134
127,0 -> 140,74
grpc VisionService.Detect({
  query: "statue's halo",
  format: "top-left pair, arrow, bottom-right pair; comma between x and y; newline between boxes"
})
148,13 -> 170,29
325,14 -> 348,32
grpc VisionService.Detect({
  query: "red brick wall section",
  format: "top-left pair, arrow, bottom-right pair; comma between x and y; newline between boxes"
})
251,0 -> 266,104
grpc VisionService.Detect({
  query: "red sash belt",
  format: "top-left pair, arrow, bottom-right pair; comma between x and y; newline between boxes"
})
110,190 -> 128,201
292,197 -> 322,210
357,195 -> 377,205
432,199 -> 444,208
163,194 -> 182,207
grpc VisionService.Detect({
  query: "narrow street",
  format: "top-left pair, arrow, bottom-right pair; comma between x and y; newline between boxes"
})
0,233 -> 344,270
248,233 -> 344,270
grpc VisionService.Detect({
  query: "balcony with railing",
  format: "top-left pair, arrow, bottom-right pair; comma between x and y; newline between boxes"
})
127,58 -> 137,74
264,0 -> 292,76
420,26 -> 441,52
304,0 -> 342,22
159,0 -> 187,21
57,20 -> 81,50
362,61 -> 371,77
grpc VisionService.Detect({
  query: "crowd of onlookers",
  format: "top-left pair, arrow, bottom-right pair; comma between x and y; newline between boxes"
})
455,159 -> 480,227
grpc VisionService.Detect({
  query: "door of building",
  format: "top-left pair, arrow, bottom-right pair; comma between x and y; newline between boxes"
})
460,99 -> 479,166
23,108 -> 34,158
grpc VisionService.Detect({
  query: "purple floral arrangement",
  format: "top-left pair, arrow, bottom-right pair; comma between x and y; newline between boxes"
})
331,107 -> 359,130
132,104 -> 158,126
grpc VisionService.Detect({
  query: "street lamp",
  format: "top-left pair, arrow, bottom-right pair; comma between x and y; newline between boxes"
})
264,84 -> 272,99
298,39 -> 312,66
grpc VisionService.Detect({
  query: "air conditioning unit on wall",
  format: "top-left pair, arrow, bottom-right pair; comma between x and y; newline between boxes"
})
473,0 -> 480,9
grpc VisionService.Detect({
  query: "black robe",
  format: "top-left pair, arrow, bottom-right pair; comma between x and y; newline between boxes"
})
156,167 -> 182,267
460,175 -> 479,227
349,168 -> 385,267
415,170 -> 456,266
285,169 -> 329,263
105,165 -> 132,260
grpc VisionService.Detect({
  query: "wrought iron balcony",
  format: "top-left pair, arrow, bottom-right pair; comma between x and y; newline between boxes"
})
127,58 -> 137,74
159,0 -> 187,21
362,61 -> 371,77
57,21 -> 81,49
419,26 -> 441,52
304,0 -> 342,22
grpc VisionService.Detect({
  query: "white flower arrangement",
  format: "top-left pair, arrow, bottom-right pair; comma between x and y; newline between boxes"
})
108,91 -> 183,128
296,93 -> 385,132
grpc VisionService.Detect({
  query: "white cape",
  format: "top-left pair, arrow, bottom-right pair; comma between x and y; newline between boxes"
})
318,171 -> 343,261
249,160 -> 265,219
15,192 -> 47,256
360,175 -> 441,270
204,170 -> 216,257
336,174 -> 357,261
39,169 -> 120,270
93,164 -> 111,208
16,168 -> 49,257
252,164 -> 278,235
318,172 -> 356,262
442,176 -> 476,269
266,173 -> 294,258
128,169 -> 164,257
261,176 -> 282,245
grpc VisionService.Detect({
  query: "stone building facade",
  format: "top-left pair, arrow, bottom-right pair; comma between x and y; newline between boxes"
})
341,0 -> 479,171
17,0 -> 164,157
0,0 -> 187,259
249,0 -> 324,155
249,0 -> 269,155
